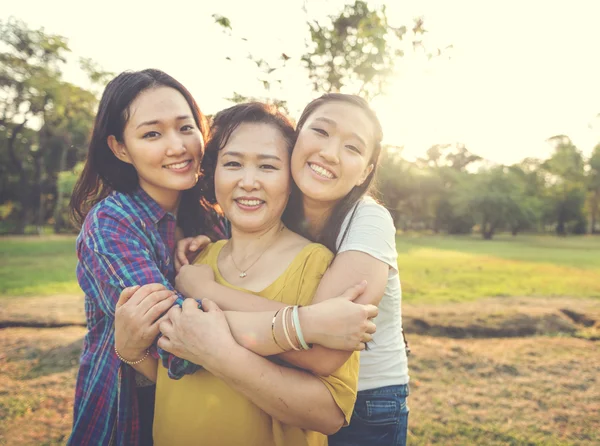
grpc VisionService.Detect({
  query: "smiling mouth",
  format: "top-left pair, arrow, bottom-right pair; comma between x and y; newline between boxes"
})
163,160 -> 192,170
235,198 -> 265,207
308,162 -> 336,179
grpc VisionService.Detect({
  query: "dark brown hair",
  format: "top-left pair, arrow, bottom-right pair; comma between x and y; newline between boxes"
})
69,69 -> 217,237
199,102 -> 296,205
283,93 -> 383,253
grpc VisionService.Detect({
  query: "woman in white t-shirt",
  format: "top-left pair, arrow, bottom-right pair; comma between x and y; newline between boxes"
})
176,94 -> 410,445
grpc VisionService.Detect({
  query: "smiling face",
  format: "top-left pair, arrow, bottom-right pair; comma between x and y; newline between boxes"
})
107,86 -> 204,211
215,122 -> 291,234
291,101 -> 376,206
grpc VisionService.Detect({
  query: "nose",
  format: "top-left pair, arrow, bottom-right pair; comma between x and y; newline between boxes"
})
165,132 -> 186,156
318,139 -> 340,165
239,167 -> 259,191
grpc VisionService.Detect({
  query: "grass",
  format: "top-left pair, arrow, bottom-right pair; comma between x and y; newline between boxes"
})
0,236 -> 80,297
396,234 -> 600,303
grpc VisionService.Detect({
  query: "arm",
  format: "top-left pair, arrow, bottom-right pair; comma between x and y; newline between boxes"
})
159,299 -> 347,434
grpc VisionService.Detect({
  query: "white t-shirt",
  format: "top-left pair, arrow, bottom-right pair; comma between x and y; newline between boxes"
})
336,196 -> 409,391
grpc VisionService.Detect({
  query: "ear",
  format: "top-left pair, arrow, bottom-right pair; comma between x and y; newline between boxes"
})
356,163 -> 374,186
107,135 -> 132,164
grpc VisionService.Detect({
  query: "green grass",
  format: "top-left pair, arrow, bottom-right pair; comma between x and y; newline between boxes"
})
397,234 -> 600,303
1,233 -> 599,302
0,236 -> 81,297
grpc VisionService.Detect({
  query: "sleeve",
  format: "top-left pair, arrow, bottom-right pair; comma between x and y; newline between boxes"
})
338,200 -> 399,271
77,211 -> 182,318
296,245 -> 360,426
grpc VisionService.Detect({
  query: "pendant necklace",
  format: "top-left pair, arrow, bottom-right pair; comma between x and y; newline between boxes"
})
229,225 -> 285,278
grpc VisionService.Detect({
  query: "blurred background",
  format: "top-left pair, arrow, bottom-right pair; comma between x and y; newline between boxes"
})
0,1 -> 599,444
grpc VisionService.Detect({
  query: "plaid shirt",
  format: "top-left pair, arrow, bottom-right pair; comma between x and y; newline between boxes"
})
69,188 -> 224,446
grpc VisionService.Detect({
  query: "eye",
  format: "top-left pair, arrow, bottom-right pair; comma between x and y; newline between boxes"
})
142,131 -> 160,139
260,164 -> 278,170
312,127 -> 328,137
345,144 -> 362,154
181,124 -> 195,132
223,161 -> 241,168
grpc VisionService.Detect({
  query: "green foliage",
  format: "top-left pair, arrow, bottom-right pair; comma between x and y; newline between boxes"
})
53,162 -> 83,233
301,0 -> 419,99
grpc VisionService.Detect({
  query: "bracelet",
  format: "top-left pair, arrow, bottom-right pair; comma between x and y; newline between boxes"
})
282,306 -> 301,351
292,305 -> 311,350
271,308 -> 287,351
114,345 -> 149,365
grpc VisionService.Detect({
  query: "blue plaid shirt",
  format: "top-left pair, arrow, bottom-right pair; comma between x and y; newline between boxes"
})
69,188 -> 224,446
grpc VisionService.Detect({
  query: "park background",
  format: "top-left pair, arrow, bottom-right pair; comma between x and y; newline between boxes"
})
1,0 -> 599,444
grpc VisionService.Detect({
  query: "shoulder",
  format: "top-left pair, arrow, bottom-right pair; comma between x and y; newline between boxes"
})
353,196 -> 394,224
193,240 -> 227,265
340,196 -> 396,241
296,243 -> 334,272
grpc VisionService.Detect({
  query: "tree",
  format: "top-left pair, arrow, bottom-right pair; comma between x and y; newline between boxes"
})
587,144 -> 600,234
0,18 -> 99,233
301,0 -> 425,99
542,135 -> 587,235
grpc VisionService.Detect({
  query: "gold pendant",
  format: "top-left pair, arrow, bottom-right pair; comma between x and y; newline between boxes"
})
239,272 -> 247,278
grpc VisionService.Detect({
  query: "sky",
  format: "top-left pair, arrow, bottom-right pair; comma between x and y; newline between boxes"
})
3,0 -> 600,165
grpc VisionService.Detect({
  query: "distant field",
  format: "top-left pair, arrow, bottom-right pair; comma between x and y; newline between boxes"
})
396,234 -> 600,302
1,234 -> 599,301
0,236 -> 80,297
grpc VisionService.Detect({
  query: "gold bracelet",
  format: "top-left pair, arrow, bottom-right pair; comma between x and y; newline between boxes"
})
271,308 -> 287,351
114,345 -> 149,365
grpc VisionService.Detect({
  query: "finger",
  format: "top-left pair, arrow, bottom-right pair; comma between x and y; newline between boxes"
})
159,318 -> 173,336
116,285 -> 140,308
144,295 -> 177,324
190,235 -> 210,251
157,335 -> 170,351
138,290 -> 176,315
199,298 -> 221,312
365,320 -> 377,334
357,342 -> 366,351
167,304 -> 182,322
176,240 -> 191,269
361,332 -> 374,343
181,297 -> 202,312
342,280 -> 368,301
150,312 -> 172,336
364,304 -> 379,320
128,283 -> 168,307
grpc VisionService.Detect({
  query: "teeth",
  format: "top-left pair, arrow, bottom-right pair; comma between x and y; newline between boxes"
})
164,160 -> 190,169
237,199 -> 262,206
309,163 -> 334,179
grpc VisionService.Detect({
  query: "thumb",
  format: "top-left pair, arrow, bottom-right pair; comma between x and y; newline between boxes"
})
199,298 -> 221,312
341,280 -> 367,301
191,235 -> 210,251
116,285 -> 140,308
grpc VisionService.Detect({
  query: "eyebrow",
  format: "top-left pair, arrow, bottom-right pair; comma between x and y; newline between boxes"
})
313,117 -> 367,147
136,115 -> 193,129
222,150 -> 283,162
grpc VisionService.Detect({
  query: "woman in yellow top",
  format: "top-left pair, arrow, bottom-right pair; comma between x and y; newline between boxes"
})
115,103 -> 378,446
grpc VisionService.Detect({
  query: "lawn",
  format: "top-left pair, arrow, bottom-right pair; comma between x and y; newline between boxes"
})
1,233 -> 599,301
0,236 -> 80,297
1,233 -> 599,445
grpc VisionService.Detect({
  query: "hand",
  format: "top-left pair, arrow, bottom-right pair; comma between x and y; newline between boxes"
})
158,298 -> 238,370
175,264 -> 215,299
174,235 -> 211,273
302,281 -> 378,351
114,283 -> 176,361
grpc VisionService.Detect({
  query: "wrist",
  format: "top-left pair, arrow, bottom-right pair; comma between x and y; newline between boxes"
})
298,306 -> 321,345
204,341 -> 245,376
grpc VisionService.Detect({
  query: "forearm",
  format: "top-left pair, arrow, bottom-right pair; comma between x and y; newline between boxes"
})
208,344 -> 344,434
191,281 -> 284,311
130,356 -> 159,383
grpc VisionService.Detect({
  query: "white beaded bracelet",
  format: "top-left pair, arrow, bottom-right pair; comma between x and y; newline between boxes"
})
114,345 -> 149,365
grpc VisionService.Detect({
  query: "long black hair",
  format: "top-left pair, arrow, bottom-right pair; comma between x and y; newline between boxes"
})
70,68 -> 218,237
283,93 -> 383,253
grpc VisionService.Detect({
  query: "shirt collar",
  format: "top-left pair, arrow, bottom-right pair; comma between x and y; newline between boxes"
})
131,187 -> 177,224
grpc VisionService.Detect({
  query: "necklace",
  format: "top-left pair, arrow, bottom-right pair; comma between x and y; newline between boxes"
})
229,224 -> 285,278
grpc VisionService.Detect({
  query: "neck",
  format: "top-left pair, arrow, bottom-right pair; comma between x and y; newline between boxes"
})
301,195 -> 335,239
228,221 -> 285,259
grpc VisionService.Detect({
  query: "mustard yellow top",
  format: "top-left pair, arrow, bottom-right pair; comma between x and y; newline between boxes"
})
153,240 -> 360,446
